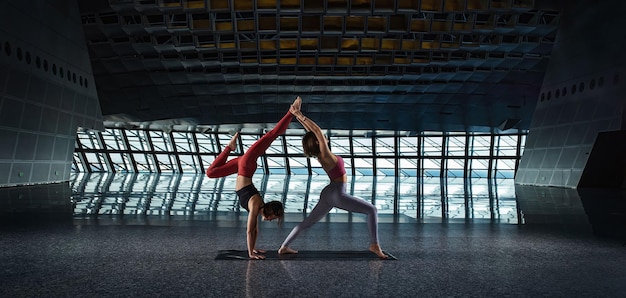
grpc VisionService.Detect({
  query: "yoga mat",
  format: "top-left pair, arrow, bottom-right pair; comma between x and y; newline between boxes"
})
215,250 -> 397,260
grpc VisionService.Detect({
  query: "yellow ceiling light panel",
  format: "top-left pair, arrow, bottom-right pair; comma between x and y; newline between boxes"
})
420,0 -> 443,12
351,0 -> 372,11
280,0 -> 300,9
410,19 -> 429,32
412,56 -> 429,63
431,20 -> 450,32
490,0 -> 511,9
421,40 -> 440,49
328,56 -> 346,65
397,0 -> 420,11
336,56 -> 352,65
453,14 -> 474,31
237,19 -> 255,31
219,41 -> 235,49
215,21 -> 233,31
241,58 -> 258,63
394,57 -> 411,64
346,16 -> 365,32
239,40 -> 257,50
233,0 -> 253,10
184,0 -> 205,9
355,56 -> 373,65
210,0 -> 230,9
381,39 -> 400,50
467,0 -> 489,10
318,56 -> 336,65
324,16 -> 343,32
297,57 -> 316,65
374,0 -> 394,11
441,38 -> 460,48
259,40 -> 277,50
303,0 -> 323,11
162,0 -> 181,8
328,0 -> 348,11
367,16 -> 386,32
299,38 -> 318,50
192,14 -> 210,29
279,57 -> 297,65
341,38 -> 359,51
361,37 -> 379,50
260,57 -> 277,64
257,0 -> 277,9
401,40 -> 417,51
444,0 -> 466,12
279,39 -> 298,50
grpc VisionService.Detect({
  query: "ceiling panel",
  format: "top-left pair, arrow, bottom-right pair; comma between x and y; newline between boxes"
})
77,0 -> 562,133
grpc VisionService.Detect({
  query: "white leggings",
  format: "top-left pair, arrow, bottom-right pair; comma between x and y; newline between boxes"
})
281,181 -> 379,247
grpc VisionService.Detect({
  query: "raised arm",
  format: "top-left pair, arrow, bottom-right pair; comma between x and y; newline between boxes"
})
289,97 -> 333,160
246,199 -> 264,259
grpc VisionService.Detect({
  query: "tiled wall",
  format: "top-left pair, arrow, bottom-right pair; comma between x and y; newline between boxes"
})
515,0 -> 626,188
0,1 -> 103,187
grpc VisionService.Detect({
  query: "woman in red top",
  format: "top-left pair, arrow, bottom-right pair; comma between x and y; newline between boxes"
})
206,97 -> 301,259
278,97 -> 388,259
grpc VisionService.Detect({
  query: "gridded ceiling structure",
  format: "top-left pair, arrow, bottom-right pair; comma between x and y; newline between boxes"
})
77,0 -> 561,133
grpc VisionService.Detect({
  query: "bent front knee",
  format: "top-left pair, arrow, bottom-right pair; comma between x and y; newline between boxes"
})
365,205 -> 378,217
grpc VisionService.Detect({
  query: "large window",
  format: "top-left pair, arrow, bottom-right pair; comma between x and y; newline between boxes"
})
74,126 -> 526,179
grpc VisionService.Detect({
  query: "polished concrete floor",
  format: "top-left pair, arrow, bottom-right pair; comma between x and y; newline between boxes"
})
1,176 -> 625,297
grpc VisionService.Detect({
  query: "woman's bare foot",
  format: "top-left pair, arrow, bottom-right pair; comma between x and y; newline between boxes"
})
369,243 -> 388,259
253,248 -> 266,254
249,253 -> 265,260
228,132 -> 239,150
278,246 -> 298,254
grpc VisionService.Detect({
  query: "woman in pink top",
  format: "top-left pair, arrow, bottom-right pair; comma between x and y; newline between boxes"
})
278,96 -> 388,259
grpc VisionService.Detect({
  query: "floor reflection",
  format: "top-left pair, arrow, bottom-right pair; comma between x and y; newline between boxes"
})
1,172 -> 625,241
578,188 -> 626,240
68,172 -> 520,224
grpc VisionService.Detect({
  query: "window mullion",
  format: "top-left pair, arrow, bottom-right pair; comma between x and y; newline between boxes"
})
169,131 -> 183,173
144,131 -> 160,173
74,136 -> 90,173
97,131 -> 114,172
488,134 -> 495,180
121,130 -> 138,172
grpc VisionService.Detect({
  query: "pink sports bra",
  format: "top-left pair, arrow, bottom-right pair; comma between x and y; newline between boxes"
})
327,155 -> 346,180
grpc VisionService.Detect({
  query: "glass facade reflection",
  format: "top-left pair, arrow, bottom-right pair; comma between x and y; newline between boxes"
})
70,172 -> 520,223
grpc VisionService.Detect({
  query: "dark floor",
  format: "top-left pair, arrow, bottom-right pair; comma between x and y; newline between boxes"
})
1,182 -> 626,297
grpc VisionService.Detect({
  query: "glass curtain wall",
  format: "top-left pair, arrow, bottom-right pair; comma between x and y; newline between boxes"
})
72,127 -> 525,222
73,128 -> 525,178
